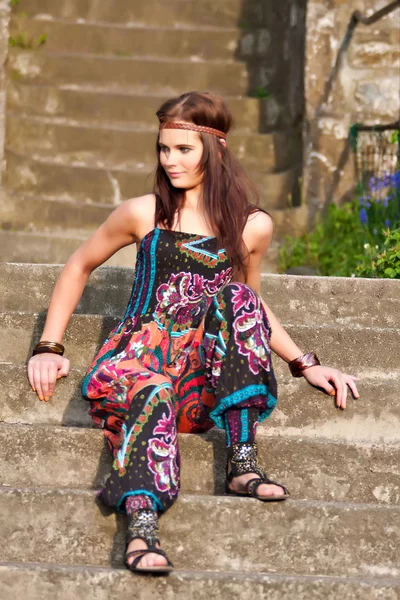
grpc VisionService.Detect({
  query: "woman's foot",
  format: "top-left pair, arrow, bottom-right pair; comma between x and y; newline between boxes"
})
125,538 -> 169,569
124,508 -> 173,572
228,472 -> 286,499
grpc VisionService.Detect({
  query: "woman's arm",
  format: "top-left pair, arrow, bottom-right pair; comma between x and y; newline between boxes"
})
238,211 -> 359,409
28,195 -> 153,401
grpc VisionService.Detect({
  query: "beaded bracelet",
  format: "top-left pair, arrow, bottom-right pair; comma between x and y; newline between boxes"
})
32,340 -> 65,357
289,352 -> 320,377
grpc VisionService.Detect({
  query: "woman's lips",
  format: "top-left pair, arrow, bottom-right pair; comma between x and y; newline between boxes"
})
168,172 -> 184,178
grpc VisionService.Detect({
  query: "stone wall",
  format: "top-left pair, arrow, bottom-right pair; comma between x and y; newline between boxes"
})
237,0 -> 307,206
304,0 -> 400,216
0,1 -> 10,183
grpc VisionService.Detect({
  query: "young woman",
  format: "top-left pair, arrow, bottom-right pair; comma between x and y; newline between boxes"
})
27,92 -> 359,574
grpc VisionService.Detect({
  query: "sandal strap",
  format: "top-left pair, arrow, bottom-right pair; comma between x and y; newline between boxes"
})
126,509 -> 160,547
126,547 -> 173,568
227,442 -> 265,480
264,478 -> 290,496
247,476 -> 289,497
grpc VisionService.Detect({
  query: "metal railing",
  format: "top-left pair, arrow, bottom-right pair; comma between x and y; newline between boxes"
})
352,0 -> 400,27
313,0 -> 400,205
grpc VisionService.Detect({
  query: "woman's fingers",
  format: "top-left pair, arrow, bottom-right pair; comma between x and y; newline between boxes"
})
58,357 -> 70,378
303,366 -> 360,410
33,366 -> 44,400
329,373 -> 347,409
39,362 -> 52,401
28,354 -> 68,401
27,361 -> 35,391
47,362 -> 58,398
343,374 -> 360,399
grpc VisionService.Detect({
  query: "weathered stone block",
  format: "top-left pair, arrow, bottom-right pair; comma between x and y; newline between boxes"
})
354,78 -> 400,117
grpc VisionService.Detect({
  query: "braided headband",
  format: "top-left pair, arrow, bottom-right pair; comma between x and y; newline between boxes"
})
160,121 -> 227,140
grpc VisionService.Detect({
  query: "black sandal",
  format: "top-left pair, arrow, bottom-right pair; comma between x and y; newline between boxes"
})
124,508 -> 174,574
225,442 -> 290,502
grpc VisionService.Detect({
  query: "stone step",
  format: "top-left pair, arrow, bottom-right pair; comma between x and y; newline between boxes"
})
0,422 -> 398,504
0,487 -> 399,577
10,17 -> 242,62
6,114 -> 299,172
0,230 -> 137,267
0,563 -> 400,600
1,363 -> 398,443
1,263 -> 399,329
1,310 -> 398,373
0,194 -> 112,234
0,194 -> 308,240
1,563 -> 399,600
8,49 -> 249,97
13,0 -> 247,29
4,150 -> 152,203
4,151 -> 301,210
7,83 -> 264,132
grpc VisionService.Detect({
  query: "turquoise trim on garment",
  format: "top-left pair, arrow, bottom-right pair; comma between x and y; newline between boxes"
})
182,237 -> 220,260
217,331 -> 227,352
213,296 -> 224,322
81,348 -> 116,397
116,381 -> 173,469
209,384 -> 277,429
123,257 -> 141,320
142,227 -> 160,313
131,241 -> 147,316
240,408 -> 249,443
224,413 -> 231,447
171,329 -> 190,337
115,490 -> 163,513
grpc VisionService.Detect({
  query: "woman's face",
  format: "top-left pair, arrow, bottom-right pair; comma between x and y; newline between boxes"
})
158,127 -> 204,190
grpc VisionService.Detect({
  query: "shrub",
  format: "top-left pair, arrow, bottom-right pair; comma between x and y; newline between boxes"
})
280,171 -> 400,278
356,228 -> 400,279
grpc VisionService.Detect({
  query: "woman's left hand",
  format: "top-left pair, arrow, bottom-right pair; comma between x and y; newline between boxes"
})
301,365 -> 360,409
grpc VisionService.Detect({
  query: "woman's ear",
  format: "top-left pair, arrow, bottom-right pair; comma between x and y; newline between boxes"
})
218,138 -> 227,160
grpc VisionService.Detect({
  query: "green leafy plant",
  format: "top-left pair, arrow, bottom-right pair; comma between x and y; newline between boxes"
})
252,87 -> 270,99
280,171 -> 400,277
356,228 -> 400,278
9,32 -> 47,50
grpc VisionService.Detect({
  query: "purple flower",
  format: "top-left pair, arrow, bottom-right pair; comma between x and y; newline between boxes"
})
360,208 -> 368,224
383,174 -> 391,187
385,219 -> 391,228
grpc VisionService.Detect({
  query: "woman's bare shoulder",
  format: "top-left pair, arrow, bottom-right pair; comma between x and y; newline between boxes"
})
242,209 -> 274,255
120,193 -> 157,237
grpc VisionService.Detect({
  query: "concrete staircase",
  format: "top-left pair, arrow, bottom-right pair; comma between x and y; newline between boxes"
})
0,261 -> 399,598
0,0 -> 308,271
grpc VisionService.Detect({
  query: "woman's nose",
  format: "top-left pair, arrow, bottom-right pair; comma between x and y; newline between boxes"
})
164,152 -> 178,167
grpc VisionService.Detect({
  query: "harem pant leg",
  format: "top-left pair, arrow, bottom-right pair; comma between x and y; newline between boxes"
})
201,282 -> 278,431
95,380 -> 180,514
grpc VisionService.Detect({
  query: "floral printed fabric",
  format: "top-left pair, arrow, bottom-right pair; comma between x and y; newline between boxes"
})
82,226 -> 277,513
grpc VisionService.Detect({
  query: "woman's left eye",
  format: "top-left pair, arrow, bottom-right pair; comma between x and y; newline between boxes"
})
180,148 -> 190,153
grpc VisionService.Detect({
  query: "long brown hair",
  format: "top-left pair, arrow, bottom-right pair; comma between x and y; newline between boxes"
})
154,91 -> 268,274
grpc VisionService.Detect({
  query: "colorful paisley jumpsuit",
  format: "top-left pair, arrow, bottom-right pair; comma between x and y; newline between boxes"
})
82,225 -> 277,514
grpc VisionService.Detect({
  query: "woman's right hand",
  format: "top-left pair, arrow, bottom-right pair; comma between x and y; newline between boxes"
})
27,353 -> 71,401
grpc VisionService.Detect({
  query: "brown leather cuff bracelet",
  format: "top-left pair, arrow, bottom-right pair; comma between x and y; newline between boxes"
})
32,341 -> 65,357
289,352 -> 321,377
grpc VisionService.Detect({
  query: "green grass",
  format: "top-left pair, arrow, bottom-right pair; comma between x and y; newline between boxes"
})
9,32 -> 47,50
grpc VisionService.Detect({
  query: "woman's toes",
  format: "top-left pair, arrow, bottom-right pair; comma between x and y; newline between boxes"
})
259,483 -> 284,497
